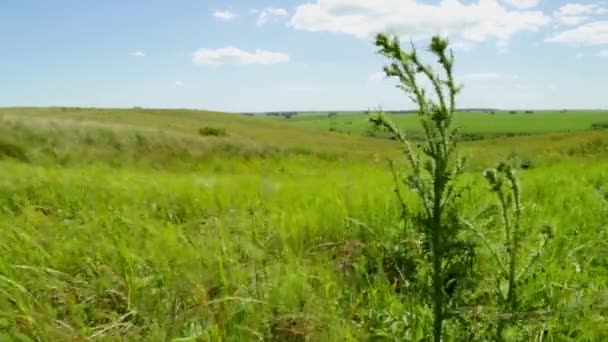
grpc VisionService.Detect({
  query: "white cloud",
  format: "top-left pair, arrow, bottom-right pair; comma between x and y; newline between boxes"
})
553,3 -> 607,27
512,83 -> 538,91
287,85 -> 321,92
576,52 -> 584,59
556,3 -> 601,16
289,0 -> 550,50
558,15 -> 590,26
546,21 -> 608,45
596,49 -> 608,56
368,71 -> 385,81
175,81 -> 185,87
462,72 -> 519,80
496,39 -> 510,53
254,7 -> 289,27
192,47 -> 290,65
501,0 -> 541,9
213,10 -> 236,21
450,41 -> 476,51
130,51 -> 146,57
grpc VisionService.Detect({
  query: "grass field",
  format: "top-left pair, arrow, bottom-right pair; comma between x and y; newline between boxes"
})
1,107 -> 607,340
269,110 -> 608,140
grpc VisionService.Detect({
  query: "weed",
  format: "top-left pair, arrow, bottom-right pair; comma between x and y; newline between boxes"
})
468,161 -> 551,340
198,126 -> 227,137
370,33 -> 470,341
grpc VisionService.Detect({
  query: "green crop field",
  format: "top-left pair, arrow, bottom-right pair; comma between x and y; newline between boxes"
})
0,107 -> 607,340
267,110 -> 608,140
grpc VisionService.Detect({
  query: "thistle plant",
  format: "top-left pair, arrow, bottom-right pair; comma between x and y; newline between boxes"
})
483,162 -> 522,339
369,33 -> 468,342
482,161 -> 552,340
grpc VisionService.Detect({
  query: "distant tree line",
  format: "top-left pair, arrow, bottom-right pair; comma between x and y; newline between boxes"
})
265,112 -> 299,119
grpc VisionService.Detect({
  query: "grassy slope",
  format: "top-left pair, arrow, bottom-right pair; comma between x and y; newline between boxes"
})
0,107 -> 607,340
0,107 -> 392,158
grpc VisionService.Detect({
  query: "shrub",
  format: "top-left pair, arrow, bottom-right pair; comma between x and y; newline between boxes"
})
590,122 -> 608,130
198,127 -> 227,137
0,138 -> 28,161
281,112 -> 298,119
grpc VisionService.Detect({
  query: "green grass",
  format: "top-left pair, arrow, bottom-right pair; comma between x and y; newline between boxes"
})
273,110 -> 608,139
0,107 -> 392,158
2,107 -> 607,170
0,107 -> 607,340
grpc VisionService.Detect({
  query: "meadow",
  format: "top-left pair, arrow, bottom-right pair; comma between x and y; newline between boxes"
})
0,107 -> 607,341
269,110 -> 608,140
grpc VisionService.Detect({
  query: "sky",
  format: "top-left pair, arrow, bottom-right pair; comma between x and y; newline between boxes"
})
1,0 -> 608,112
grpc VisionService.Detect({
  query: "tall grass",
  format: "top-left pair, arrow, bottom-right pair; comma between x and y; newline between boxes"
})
0,158 -> 606,340
0,97 -> 607,338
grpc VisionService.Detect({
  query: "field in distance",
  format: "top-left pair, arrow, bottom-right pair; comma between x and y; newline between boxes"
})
262,109 -> 608,140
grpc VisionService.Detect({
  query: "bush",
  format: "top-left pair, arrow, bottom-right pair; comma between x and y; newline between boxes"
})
0,138 -> 28,161
590,122 -> 608,130
198,127 -> 227,137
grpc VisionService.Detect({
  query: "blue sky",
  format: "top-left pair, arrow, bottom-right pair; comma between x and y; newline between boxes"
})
2,0 -> 607,112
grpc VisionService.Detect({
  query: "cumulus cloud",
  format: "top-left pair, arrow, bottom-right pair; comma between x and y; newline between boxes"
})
462,72 -> 519,80
552,3 -> 606,26
286,85 -> 322,92
288,0 -> 550,50
501,0 -> 541,9
546,21 -> 608,45
368,71 -> 385,82
496,39 -> 510,53
558,15 -> 590,26
596,49 -> 608,56
252,8 -> 289,27
451,41 -> 476,51
213,10 -> 236,21
130,51 -> 146,57
192,47 -> 290,65
556,3 -> 601,16
175,81 -> 185,87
